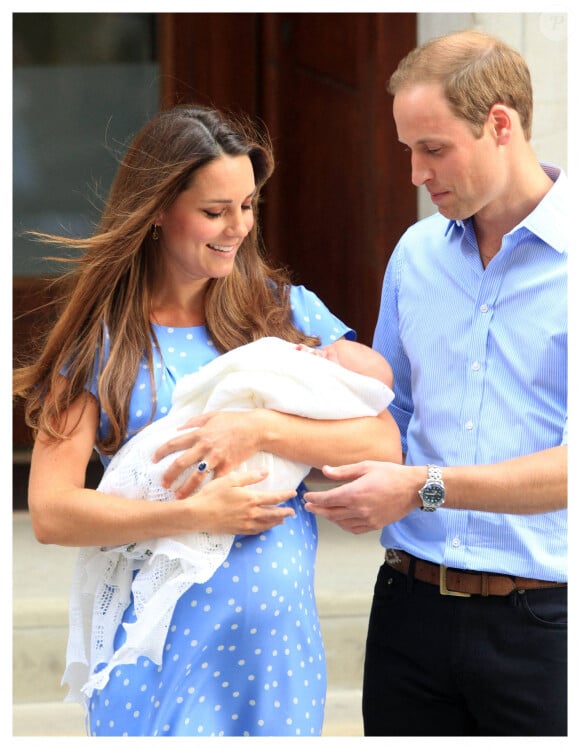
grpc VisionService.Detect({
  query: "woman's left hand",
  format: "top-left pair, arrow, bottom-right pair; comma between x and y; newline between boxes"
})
152,409 -> 264,498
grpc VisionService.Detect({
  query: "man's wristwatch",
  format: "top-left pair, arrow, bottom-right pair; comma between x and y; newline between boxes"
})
418,465 -> 446,511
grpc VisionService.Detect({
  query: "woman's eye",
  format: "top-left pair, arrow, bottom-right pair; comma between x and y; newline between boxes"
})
203,210 -> 223,218
242,203 -> 253,212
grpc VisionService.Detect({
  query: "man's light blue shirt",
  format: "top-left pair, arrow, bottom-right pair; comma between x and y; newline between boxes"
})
373,165 -> 567,581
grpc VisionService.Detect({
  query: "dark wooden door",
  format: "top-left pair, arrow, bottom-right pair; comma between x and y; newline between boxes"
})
259,13 -> 416,344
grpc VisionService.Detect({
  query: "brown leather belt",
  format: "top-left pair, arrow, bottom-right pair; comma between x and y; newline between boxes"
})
384,548 -> 567,597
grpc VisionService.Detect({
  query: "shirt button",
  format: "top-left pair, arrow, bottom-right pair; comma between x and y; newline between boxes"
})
452,537 -> 461,548
480,304 -> 489,313
465,420 -> 474,430
471,361 -> 481,371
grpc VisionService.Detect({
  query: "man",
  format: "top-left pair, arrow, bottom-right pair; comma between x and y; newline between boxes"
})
304,30 -> 567,736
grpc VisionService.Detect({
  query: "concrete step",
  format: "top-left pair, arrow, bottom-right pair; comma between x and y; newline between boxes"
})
12,701 -> 86,738
13,502 -> 382,736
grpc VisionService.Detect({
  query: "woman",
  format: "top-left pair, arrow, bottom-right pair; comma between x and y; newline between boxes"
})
14,105 -> 401,737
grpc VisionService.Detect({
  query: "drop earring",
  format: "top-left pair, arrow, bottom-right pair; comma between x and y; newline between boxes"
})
152,224 -> 159,240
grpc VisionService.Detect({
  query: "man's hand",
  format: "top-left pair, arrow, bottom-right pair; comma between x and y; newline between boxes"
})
303,461 -> 420,533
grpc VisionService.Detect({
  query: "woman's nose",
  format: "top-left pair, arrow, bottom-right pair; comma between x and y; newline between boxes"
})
224,209 -> 252,237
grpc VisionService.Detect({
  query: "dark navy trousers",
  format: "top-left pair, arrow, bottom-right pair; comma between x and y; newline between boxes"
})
362,562 -> 567,736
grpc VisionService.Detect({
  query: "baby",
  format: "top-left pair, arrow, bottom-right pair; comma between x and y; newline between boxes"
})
65,336 -> 394,699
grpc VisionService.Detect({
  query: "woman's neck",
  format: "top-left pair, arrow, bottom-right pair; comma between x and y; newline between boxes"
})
150,283 -> 208,327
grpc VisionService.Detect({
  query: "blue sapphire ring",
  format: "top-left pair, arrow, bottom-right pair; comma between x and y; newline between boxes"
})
196,460 -> 210,473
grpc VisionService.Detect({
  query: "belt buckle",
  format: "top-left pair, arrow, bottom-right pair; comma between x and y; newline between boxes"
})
439,565 -> 471,597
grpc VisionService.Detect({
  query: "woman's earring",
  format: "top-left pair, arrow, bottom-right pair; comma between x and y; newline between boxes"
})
152,224 -> 159,240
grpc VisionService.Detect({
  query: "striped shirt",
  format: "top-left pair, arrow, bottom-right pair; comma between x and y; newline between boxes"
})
373,164 -> 567,581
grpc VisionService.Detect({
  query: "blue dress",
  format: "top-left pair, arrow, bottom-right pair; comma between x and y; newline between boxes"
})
86,286 -> 354,736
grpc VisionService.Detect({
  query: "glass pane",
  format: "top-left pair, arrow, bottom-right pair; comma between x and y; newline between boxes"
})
13,13 -> 160,276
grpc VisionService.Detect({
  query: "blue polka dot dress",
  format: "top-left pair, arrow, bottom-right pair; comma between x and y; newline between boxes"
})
85,285 -> 354,736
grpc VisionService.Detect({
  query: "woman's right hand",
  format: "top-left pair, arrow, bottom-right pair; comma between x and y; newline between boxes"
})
183,469 -> 296,535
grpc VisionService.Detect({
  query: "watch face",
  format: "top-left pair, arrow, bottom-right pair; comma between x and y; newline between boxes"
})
421,484 -> 444,507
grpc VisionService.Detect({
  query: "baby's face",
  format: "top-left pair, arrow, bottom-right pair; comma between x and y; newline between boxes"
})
296,343 -> 337,363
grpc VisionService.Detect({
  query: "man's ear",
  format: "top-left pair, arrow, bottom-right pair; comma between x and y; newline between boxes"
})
488,104 -> 512,145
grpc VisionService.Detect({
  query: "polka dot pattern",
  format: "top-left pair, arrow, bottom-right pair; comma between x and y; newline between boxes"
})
87,285 -> 353,734
90,506 -> 326,736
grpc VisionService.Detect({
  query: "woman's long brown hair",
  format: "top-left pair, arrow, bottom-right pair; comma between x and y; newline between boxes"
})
14,105 -> 320,455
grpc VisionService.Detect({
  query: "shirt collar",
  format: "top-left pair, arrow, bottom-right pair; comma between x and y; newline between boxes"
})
445,163 -> 568,253
520,164 -> 567,253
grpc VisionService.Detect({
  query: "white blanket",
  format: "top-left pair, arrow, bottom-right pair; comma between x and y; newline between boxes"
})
63,336 -> 394,706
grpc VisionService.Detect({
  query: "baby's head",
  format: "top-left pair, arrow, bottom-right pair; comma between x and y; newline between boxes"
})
297,340 -> 393,388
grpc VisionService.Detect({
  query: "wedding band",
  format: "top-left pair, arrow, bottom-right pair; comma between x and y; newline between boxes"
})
196,460 -> 210,473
